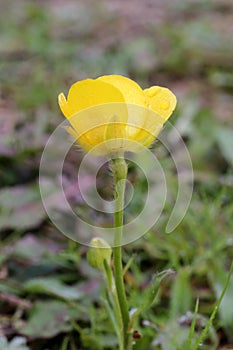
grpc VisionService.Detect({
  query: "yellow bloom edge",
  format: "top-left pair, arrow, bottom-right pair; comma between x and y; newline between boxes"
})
58,75 -> 177,155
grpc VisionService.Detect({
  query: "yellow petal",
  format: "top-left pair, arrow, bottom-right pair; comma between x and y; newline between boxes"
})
78,126 -> 109,154
59,79 -> 125,118
104,115 -> 126,141
98,75 -> 146,107
66,124 -> 109,154
58,79 -> 128,154
144,86 -> 177,121
141,124 -> 163,148
58,93 -> 70,118
58,76 -> 177,156
65,126 -> 78,140
66,103 -> 128,151
99,76 -> 149,142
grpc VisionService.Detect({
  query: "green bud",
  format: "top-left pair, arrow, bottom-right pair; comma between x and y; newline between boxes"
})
87,238 -> 112,271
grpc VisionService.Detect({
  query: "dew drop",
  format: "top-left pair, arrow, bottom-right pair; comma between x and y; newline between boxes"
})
147,86 -> 160,98
160,100 -> 170,110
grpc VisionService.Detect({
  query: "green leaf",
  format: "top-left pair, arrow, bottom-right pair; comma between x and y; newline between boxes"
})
0,252 -> 8,265
0,180 -> 69,230
155,319 -> 191,350
0,184 -> 45,230
0,336 -> 29,350
10,234 -> 60,261
131,269 -> 174,321
24,277 -> 83,300
18,301 -> 78,339
217,126 -> 233,165
170,267 -> 192,317
0,281 -> 22,294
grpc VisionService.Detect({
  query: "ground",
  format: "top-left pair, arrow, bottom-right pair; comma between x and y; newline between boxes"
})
0,0 -> 233,349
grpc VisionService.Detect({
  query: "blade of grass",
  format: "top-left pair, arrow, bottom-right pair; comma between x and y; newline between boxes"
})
123,254 -> 136,276
61,336 -> 70,350
185,298 -> 199,350
193,261 -> 233,350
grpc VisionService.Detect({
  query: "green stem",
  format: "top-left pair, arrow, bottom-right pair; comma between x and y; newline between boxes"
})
111,157 -> 132,350
103,260 -> 124,350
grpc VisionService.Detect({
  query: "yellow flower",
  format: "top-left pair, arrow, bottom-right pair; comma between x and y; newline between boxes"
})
58,75 -> 176,155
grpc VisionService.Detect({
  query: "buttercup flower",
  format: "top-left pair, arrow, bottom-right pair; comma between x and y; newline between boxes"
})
58,75 -> 176,155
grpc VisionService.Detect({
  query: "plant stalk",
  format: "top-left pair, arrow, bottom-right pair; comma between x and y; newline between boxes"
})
111,157 -> 132,350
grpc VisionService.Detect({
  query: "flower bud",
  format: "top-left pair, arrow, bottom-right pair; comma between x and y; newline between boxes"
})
87,238 -> 112,271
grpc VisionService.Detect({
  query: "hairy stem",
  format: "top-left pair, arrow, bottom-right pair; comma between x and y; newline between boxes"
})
111,157 -> 132,350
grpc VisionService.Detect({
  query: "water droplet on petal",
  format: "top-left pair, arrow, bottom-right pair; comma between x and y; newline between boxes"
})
146,86 -> 161,98
160,100 -> 170,110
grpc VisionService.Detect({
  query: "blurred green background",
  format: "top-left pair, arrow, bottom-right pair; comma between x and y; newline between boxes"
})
0,0 -> 233,349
